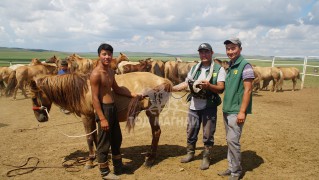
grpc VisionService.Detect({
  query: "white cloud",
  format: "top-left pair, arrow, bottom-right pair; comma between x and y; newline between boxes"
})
0,0 -> 318,56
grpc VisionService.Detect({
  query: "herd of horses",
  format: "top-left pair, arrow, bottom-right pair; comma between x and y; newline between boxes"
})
0,53 -> 300,168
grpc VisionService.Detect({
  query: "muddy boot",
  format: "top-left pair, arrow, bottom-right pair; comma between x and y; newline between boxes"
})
180,144 -> 195,163
100,164 -> 120,180
200,146 -> 212,170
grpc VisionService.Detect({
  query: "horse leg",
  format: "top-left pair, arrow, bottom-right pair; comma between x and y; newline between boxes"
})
20,82 -> 28,98
272,79 -> 278,92
82,115 -> 98,169
144,111 -> 161,167
292,79 -> 297,91
13,84 -> 19,100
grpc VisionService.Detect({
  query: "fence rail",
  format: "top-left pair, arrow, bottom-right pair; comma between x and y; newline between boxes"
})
216,56 -> 319,89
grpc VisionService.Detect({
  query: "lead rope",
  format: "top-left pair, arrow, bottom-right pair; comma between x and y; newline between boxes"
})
59,128 -> 97,138
3,156 -> 88,177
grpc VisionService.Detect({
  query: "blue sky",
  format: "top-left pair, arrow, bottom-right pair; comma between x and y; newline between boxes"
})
0,0 -> 318,56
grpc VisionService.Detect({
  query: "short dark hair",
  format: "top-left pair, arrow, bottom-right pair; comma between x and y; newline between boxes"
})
98,43 -> 113,55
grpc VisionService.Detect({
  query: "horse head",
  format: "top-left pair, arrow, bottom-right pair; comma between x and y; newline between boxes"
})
30,58 -> 42,66
29,79 -> 52,122
45,55 -> 59,64
139,59 -> 153,72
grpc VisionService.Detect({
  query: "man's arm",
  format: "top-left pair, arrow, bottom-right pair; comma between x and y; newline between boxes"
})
172,82 -> 188,91
237,78 -> 253,123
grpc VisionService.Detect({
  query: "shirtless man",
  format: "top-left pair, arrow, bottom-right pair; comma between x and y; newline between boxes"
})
90,43 -> 141,180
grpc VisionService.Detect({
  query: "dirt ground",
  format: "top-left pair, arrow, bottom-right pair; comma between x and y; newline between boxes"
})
0,86 -> 319,180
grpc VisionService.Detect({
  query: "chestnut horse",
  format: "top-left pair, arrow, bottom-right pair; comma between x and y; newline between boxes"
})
122,59 -> 153,74
252,66 -> 283,92
0,67 -> 13,96
277,67 -> 300,91
29,72 -> 172,168
64,54 -> 94,74
5,63 -> 57,99
46,53 -> 129,73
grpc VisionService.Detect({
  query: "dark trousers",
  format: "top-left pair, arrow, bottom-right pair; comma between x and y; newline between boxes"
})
96,103 -> 122,164
187,106 -> 217,147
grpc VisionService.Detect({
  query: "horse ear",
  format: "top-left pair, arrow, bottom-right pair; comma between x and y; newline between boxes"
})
120,52 -> 123,55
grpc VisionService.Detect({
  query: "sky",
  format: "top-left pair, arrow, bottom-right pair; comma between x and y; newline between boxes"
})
0,0 -> 319,56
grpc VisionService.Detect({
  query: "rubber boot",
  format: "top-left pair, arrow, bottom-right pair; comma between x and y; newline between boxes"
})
112,158 -> 124,175
113,156 -> 131,175
180,144 -> 195,163
200,146 -> 212,170
100,165 -> 120,180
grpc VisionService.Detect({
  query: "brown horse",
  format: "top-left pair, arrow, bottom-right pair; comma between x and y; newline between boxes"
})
252,66 -> 283,92
122,59 -> 153,74
64,54 -> 94,74
277,67 -> 300,91
175,61 -> 198,84
213,58 -> 229,71
5,63 -> 58,99
0,67 -> 13,96
164,60 -> 182,85
45,55 -> 63,67
29,72 -> 172,168
150,59 -> 165,77
92,52 -> 130,72
30,58 -> 43,65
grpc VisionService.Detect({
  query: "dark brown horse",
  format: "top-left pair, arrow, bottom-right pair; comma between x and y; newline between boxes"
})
29,72 -> 172,168
122,59 -> 153,74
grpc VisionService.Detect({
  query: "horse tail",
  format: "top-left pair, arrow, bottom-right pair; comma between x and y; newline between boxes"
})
126,96 -> 141,132
278,70 -> 284,91
297,69 -> 301,80
5,70 -> 17,97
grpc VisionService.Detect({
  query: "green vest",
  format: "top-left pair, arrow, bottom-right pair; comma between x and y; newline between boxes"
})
222,55 -> 252,114
189,62 -> 222,107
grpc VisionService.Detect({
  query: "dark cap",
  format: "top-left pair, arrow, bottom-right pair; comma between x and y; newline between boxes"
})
61,60 -> 68,66
198,43 -> 213,51
224,38 -> 241,46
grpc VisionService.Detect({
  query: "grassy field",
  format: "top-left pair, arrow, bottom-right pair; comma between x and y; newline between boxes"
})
1,47 -> 318,87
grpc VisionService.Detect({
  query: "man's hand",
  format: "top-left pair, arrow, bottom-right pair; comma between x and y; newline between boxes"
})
237,112 -> 246,124
199,80 -> 210,90
133,93 -> 144,100
100,119 -> 109,131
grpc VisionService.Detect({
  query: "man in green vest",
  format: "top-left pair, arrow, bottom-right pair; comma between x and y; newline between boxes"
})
218,38 -> 254,180
173,43 -> 226,170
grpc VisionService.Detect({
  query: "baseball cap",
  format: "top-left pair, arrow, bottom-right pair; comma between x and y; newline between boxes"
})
198,43 -> 213,51
224,38 -> 241,46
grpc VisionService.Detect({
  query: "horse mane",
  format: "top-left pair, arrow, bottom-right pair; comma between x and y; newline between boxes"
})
36,73 -> 91,116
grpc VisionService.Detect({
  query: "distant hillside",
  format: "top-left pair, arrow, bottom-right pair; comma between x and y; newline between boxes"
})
0,47 -> 272,62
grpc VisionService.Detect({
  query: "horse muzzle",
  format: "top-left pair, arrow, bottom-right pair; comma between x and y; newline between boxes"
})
37,113 -> 48,122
